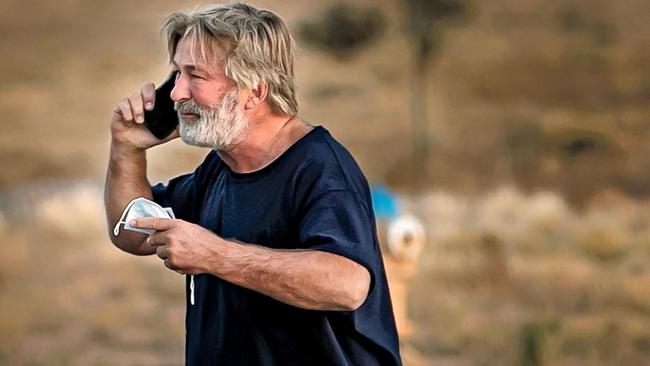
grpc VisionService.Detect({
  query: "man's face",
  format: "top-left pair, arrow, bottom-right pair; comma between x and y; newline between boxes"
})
170,37 -> 248,151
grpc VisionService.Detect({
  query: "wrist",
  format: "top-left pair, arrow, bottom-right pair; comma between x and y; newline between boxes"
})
202,237 -> 235,276
110,139 -> 146,158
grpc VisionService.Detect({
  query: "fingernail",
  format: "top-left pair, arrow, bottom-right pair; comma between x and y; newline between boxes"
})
129,220 -> 137,226
136,116 -> 144,123
145,102 -> 153,110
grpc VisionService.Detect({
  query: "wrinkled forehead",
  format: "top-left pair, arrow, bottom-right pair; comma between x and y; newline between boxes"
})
173,35 -> 228,75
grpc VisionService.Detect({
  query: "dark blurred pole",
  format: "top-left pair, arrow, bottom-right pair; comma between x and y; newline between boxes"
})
406,0 -> 434,161
403,0 -> 468,165
409,35 -> 431,160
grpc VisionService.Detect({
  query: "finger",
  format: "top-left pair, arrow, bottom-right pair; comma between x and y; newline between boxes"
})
128,92 -> 145,124
163,258 -> 185,274
117,99 -> 134,123
141,82 -> 155,111
147,232 -> 167,247
130,217 -> 174,231
156,245 -> 170,260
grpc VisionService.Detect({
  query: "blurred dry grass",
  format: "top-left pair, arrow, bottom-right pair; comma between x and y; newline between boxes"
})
405,187 -> 650,365
0,183 -> 186,365
1,0 -> 650,365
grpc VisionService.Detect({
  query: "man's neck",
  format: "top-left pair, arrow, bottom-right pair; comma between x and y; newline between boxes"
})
217,114 -> 313,174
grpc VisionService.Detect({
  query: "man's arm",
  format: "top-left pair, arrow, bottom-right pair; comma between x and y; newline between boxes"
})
104,82 -> 179,255
210,241 -> 371,311
104,143 -> 154,255
135,218 -> 372,311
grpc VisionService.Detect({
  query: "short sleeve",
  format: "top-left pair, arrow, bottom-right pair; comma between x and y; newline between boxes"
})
151,152 -> 215,222
151,173 -> 201,222
298,189 -> 380,296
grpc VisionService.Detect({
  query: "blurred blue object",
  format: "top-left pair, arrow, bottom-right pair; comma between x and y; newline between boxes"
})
370,184 -> 399,219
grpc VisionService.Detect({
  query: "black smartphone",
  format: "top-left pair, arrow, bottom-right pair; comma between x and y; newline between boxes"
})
144,72 -> 179,139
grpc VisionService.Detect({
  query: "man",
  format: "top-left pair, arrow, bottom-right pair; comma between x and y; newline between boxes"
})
104,3 -> 401,365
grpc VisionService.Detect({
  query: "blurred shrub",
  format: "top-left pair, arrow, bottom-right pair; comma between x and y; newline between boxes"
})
556,6 -> 586,33
590,21 -> 617,47
635,335 -> 650,357
548,128 -> 621,206
519,322 -> 546,366
544,128 -> 617,160
555,5 -> 618,47
581,231 -> 625,262
298,3 -> 386,60
560,332 -> 595,359
505,124 -> 622,206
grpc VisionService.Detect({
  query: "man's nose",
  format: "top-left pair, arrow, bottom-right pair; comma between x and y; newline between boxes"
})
170,73 -> 190,102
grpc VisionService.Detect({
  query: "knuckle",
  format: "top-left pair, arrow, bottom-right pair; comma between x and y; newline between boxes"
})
118,102 -> 131,114
142,82 -> 155,92
166,257 -> 176,268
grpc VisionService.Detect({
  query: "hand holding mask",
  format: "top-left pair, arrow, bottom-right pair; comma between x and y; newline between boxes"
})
113,197 -> 175,236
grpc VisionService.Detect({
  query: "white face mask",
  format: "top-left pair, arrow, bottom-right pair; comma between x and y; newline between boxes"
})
113,197 -> 175,236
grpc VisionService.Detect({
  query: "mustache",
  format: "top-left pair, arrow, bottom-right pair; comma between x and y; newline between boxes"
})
174,100 -> 203,114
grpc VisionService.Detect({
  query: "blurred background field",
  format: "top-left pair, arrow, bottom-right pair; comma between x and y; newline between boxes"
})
1,0 -> 650,365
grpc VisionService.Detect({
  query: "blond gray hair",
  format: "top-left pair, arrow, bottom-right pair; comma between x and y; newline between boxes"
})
162,3 -> 298,115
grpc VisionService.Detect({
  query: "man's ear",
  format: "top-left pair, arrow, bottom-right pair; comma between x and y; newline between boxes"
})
244,84 -> 269,111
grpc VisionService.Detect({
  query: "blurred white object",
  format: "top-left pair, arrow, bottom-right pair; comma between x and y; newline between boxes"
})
386,215 -> 425,261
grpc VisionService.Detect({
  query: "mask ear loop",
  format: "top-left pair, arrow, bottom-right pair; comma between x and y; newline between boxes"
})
113,197 -> 140,236
190,275 -> 195,305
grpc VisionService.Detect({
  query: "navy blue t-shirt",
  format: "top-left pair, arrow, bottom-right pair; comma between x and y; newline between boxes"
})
152,126 -> 401,365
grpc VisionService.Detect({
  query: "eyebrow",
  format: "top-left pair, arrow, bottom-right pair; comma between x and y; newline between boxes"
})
171,60 -> 208,73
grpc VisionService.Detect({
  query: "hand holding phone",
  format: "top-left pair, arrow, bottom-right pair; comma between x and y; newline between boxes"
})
144,72 -> 179,140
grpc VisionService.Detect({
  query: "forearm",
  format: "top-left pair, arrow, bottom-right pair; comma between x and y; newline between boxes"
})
204,240 -> 371,311
104,142 -> 154,255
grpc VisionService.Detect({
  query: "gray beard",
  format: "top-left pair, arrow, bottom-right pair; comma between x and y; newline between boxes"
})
174,88 -> 249,151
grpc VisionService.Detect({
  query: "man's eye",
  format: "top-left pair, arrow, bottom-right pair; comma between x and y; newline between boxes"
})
190,73 -> 204,79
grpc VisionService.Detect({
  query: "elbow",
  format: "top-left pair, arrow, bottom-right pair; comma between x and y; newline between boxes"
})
108,229 -> 152,256
340,268 -> 371,311
343,293 -> 367,312
108,235 -> 134,254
